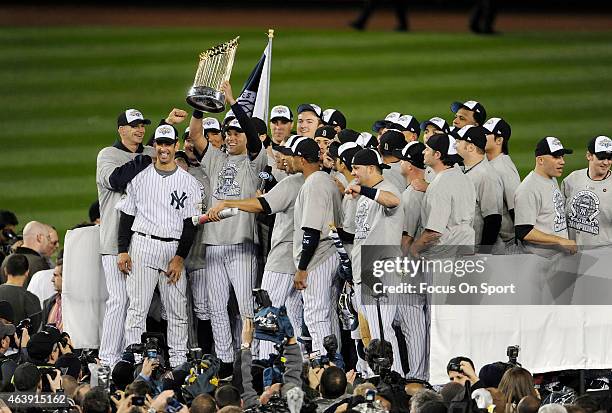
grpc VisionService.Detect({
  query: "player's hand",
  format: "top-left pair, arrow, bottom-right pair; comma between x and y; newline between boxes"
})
408,243 -> 420,259
165,108 -> 188,125
559,238 -> 578,255
411,178 -> 428,193
166,256 -> 184,284
345,184 -> 361,199
118,253 -> 132,274
334,178 -> 346,194
206,202 -> 226,222
241,317 -> 254,345
220,81 -> 236,105
294,269 -> 308,290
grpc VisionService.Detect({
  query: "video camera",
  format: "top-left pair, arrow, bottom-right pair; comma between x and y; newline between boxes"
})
253,289 -> 279,334
310,334 -> 338,369
507,345 -> 521,366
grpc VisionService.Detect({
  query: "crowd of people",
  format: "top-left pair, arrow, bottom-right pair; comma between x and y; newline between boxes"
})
1,78 -> 611,413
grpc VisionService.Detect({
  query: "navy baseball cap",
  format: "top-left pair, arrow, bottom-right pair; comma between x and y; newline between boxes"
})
270,105 -> 293,122
315,126 -> 337,140
153,124 -> 179,144
588,135 -> 612,155
322,109 -> 347,129
379,130 -> 406,155
420,117 -> 451,134
371,112 -> 401,133
356,132 -> 378,149
338,128 -> 360,144
117,109 -> 151,127
203,117 -> 221,132
426,133 -> 459,158
394,141 -> 426,169
535,137 -> 573,157
292,137 -> 321,161
297,103 -> 322,118
389,114 -> 420,135
224,118 -> 243,133
483,117 -> 511,139
352,148 -> 390,170
328,141 -> 341,159
252,117 -> 268,136
276,135 -> 303,156
453,125 -> 488,151
450,100 -> 487,125
337,142 -> 361,171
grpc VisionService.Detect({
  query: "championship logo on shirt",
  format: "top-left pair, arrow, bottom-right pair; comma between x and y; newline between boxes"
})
354,201 -> 371,241
552,187 -> 567,232
568,190 -> 600,235
214,162 -> 241,198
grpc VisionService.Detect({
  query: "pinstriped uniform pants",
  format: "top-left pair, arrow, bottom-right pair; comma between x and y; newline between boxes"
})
206,243 -> 257,362
258,270 -> 303,359
100,254 -> 128,367
125,234 -> 188,368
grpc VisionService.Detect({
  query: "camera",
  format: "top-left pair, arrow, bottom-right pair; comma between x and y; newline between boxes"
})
365,389 -> 376,403
16,318 -> 31,338
132,396 -> 145,407
507,345 -> 520,366
166,398 -> 183,413
448,362 -> 462,373
253,289 -> 279,334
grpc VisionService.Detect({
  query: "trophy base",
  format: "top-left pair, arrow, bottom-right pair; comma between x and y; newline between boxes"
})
186,86 -> 226,113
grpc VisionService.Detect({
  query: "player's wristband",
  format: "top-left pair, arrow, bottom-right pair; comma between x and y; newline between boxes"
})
359,185 -> 379,201
192,110 -> 204,119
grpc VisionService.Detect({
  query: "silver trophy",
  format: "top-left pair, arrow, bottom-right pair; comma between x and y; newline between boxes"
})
186,37 -> 239,113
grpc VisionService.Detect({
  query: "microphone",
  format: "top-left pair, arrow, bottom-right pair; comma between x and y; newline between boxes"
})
191,207 -> 239,225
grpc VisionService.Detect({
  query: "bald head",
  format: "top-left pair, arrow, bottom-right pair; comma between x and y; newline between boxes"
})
22,221 -> 51,255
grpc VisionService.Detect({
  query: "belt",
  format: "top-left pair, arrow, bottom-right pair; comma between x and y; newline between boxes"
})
137,232 -> 179,242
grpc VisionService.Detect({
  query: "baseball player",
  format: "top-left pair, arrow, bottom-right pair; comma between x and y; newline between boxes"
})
561,135 -> 612,246
329,142 -> 363,255
396,142 -> 427,254
347,148 -> 424,378
202,117 -> 223,149
454,125 -> 503,252
378,130 -> 408,192
388,114 -> 421,143
297,104 -> 323,139
315,125 -> 338,174
514,137 -> 577,258
420,117 -> 451,145
483,117 -> 521,249
291,137 -> 344,355
410,133 -> 476,258
207,136 -> 305,359
451,100 -> 487,129
191,81 -> 267,376
96,107 -> 185,367
322,108 -> 347,133
268,105 -> 294,181
116,123 -> 201,368
178,131 -> 214,353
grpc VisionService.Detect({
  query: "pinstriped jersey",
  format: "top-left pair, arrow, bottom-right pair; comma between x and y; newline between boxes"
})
117,164 -> 202,239
96,145 -> 155,255
201,146 -> 268,245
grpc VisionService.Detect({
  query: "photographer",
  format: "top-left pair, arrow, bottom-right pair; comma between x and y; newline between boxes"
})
240,312 -> 303,410
25,328 -> 75,391
446,357 -> 484,390
0,322 -> 18,391
0,254 -> 42,331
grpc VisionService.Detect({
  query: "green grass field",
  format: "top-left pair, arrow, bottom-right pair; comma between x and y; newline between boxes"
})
2,27 -> 612,241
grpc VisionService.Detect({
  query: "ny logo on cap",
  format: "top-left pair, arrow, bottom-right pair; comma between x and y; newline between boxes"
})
170,190 -> 187,210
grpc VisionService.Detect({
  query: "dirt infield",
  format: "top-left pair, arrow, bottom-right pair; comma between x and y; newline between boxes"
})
2,6 -> 612,31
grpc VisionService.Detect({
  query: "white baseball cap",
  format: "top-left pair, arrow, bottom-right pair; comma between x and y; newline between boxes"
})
270,105 -> 293,122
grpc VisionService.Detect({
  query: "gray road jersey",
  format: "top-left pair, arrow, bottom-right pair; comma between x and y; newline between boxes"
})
341,178 -> 359,255
267,147 -> 288,182
402,184 -> 424,238
351,180 -> 404,283
185,164 -> 210,271
424,166 -> 436,183
420,167 -> 476,257
383,161 -> 407,193
463,158 -> 503,246
293,171 -> 344,271
489,154 -> 521,241
262,174 -> 305,273
562,168 -> 612,246
96,145 -> 155,255
514,171 -> 568,256
202,146 -> 267,245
